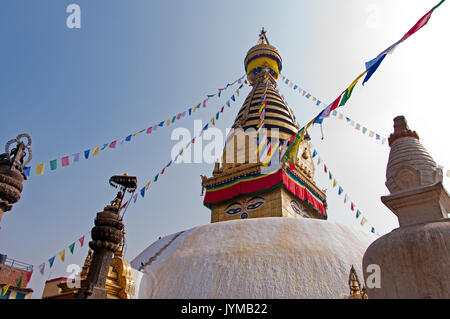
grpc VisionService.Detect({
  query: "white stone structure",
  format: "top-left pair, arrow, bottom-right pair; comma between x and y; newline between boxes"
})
130,217 -> 377,299
363,116 -> 450,298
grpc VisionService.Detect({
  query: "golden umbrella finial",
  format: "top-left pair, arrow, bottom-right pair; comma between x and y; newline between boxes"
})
258,27 -> 270,45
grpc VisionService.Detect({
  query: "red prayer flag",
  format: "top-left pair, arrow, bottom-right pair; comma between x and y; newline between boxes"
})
109,140 -> 117,149
61,156 -> 69,167
161,167 -> 166,175
203,99 -> 207,108
400,9 -> 434,43
351,202 -> 355,211
146,126 -> 152,134
324,165 -> 327,173
26,270 -> 33,282
79,236 -> 85,247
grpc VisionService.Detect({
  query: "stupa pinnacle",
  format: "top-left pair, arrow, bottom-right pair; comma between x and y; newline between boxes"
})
201,30 -> 327,223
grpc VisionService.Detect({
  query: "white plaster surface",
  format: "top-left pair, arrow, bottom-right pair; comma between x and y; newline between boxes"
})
131,217 -> 377,298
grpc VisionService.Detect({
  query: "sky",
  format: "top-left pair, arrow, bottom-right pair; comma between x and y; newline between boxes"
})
0,0 -> 448,298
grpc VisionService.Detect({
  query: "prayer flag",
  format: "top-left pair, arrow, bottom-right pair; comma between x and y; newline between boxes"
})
146,126 -> 152,134
23,166 -> 31,177
39,263 -> 45,275
50,160 -> 57,171
59,250 -> 65,262
15,277 -> 22,289
48,256 -> 55,268
125,135 -> 132,142
79,236 -> 85,247
351,202 -> 355,211
362,127 -> 368,134
363,53 -> 387,85
73,153 -> 80,162
61,156 -> 69,167
361,217 -> 367,226
140,187 -> 145,198
356,210 -> 361,218
109,141 -> 117,149
154,174 -> 159,182
36,163 -> 45,175
93,147 -> 100,156
314,94 -> 343,124
312,150 -> 317,158
101,143 -> 108,150
333,179 -> 337,188
69,243 -> 75,254
231,95 -> 235,102
2,284 -> 10,296
133,194 -> 138,203
340,71 -> 366,106
338,186 -> 343,195
84,150 -> 90,159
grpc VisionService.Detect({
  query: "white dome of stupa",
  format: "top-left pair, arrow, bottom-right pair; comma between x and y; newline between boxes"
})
130,217 -> 377,298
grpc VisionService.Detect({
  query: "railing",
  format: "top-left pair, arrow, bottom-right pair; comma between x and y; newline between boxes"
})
2,258 -> 33,272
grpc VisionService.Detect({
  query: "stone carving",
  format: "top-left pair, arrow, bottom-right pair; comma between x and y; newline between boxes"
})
0,134 -> 32,216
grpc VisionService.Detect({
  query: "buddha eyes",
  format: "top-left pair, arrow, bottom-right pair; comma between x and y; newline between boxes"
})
224,207 -> 242,215
246,201 -> 264,210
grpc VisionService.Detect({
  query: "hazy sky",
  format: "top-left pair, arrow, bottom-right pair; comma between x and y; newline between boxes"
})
1,0 -> 448,298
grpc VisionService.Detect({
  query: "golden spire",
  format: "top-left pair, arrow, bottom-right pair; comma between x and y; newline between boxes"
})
258,27 -> 270,45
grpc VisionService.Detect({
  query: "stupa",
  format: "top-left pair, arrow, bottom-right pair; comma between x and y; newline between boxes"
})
129,30 -> 378,298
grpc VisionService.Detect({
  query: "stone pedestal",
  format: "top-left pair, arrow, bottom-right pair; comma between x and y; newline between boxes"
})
76,210 -> 124,299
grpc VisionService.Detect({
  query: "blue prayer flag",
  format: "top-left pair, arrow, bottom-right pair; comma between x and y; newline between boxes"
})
140,187 -> 145,198
23,166 -> 31,177
84,150 -> 90,159
338,186 -> 343,196
363,53 -> 387,85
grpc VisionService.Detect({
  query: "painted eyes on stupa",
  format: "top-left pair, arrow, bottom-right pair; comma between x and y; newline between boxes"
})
290,200 -> 309,218
224,205 -> 242,215
224,196 -> 265,218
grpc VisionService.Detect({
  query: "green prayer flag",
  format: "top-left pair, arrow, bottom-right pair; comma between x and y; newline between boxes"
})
154,174 -> 159,182
50,160 -> 57,171
15,277 -> 22,288
339,85 -> 355,106
329,171 -> 332,180
216,112 -> 220,120
69,242 -> 75,254
356,210 -> 361,218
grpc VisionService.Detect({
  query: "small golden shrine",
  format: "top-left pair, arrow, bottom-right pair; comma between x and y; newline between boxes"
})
201,29 -> 327,223
347,265 -> 368,299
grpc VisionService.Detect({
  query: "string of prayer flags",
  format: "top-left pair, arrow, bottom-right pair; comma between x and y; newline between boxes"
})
363,0 -> 446,85
132,79 -> 244,208
279,75 -> 327,108
280,1 -> 445,166
27,74 -> 247,178
312,146 -> 378,234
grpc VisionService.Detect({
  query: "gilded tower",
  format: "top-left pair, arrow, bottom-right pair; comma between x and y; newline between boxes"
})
202,29 -> 327,223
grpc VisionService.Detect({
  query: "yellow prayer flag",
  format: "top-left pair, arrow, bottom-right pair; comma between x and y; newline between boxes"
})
146,182 -> 150,190
236,89 -> 239,97
288,82 -> 294,88
166,119 -> 171,126
93,147 -> 100,156
333,179 -> 337,188
2,284 -> 10,296
262,140 -> 280,166
360,217 -> 367,226
35,163 -> 45,175
338,113 -> 344,120
59,250 -> 65,262
211,118 -> 215,126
